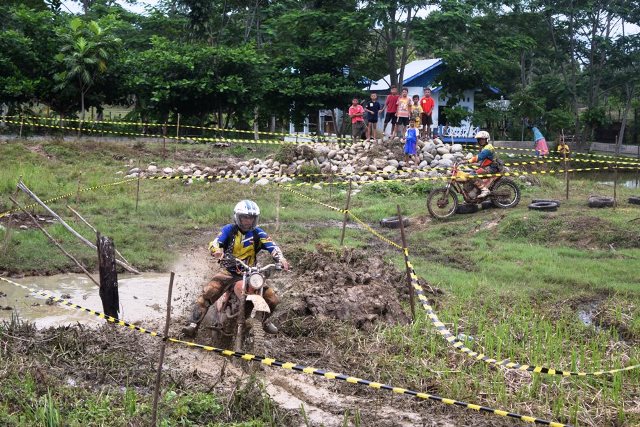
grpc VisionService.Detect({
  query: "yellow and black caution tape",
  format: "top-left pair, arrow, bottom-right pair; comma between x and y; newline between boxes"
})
0,276 -> 569,426
462,144 -> 640,163
280,185 -> 347,213
404,254 -> 640,377
10,115 -> 344,141
5,118 -> 348,146
281,187 -> 640,377
0,178 -> 136,219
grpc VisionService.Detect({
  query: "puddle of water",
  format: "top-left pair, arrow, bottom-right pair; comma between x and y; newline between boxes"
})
0,273 -> 171,328
579,171 -> 640,189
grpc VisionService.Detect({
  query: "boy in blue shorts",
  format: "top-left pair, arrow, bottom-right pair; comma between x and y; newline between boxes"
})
404,119 -> 419,163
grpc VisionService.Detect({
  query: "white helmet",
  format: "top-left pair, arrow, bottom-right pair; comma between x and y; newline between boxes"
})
233,200 -> 260,232
475,130 -> 490,141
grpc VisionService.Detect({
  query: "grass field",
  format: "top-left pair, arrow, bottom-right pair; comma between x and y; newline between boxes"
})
1,137 -> 639,426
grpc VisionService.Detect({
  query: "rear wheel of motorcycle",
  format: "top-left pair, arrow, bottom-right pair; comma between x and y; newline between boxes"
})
211,312 -> 234,351
490,178 -> 521,208
427,188 -> 458,219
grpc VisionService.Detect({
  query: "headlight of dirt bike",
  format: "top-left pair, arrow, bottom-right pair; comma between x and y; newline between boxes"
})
249,273 -> 264,290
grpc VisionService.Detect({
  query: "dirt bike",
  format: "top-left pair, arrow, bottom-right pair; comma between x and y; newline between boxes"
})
427,160 -> 521,219
209,256 -> 281,358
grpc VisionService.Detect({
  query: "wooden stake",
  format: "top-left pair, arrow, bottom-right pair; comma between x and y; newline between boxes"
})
151,272 -> 175,427
75,173 -> 82,205
97,232 -> 119,318
19,116 -> 23,138
17,180 -> 140,274
176,113 -> 181,141
9,195 -> 100,287
564,151 -> 569,201
275,190 -> 281,233
339,179 -> 353,246
2,176 -> 22,256
135,159 -> 141,212
396,205 -> 415,322
163,122 -> 167,159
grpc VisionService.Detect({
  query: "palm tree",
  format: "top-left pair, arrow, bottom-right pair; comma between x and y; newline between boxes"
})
55,18 -> 120,123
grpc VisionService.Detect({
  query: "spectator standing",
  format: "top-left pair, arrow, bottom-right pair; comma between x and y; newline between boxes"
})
364,93 -> 382,142
410,95 -> 422,131
404,119 -> 419,164
420,87 -> 435,139
382,85 -> 399,138
395,87 -> 411,139
531,126 -> 549,157
348,97 -> 365,143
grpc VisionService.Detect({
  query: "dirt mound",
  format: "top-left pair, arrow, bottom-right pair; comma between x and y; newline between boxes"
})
274,245 -> 410,333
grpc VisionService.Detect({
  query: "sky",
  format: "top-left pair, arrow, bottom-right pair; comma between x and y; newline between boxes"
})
61,0 -> 159,15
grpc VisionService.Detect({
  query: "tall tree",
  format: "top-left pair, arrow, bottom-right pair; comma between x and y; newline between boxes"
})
54,17 -> 121,121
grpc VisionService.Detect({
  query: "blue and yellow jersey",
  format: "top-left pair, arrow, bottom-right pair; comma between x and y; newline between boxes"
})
209,224 -> 283,273
472,143 -> 495,167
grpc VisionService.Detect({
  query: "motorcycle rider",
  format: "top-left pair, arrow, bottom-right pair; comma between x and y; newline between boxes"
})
181,200 -> 289,338
469,130 -> 500,198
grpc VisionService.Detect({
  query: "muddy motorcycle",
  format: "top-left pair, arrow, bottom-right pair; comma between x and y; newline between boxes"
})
209,256 -> 281,357
427,160 -> 521,219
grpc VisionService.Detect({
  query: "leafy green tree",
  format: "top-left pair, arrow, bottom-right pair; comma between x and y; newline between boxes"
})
54,17 -> 121,121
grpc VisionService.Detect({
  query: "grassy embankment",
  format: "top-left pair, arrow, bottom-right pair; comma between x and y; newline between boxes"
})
1,137 -> 639,426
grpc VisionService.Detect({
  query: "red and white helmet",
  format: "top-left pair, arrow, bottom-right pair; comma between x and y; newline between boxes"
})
234,200 -> 260,232
474,130 -> 490,141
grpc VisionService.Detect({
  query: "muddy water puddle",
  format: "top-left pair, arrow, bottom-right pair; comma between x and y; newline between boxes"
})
0,273 -> 170,328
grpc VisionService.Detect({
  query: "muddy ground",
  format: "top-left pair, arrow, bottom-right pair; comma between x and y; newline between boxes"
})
1,245 -> 517,426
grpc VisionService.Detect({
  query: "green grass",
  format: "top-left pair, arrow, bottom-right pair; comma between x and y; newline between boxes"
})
1,138 -> 639,425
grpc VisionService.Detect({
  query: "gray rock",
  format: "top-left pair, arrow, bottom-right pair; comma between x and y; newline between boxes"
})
442,153 -> 454,160
451,144 -> 463,153
437,146 -> 449,155
328,150 -> 337,159
147,165 -> 158,173
312,183 -> 322,190
382,165 -> 397,173
438,159 -> 453,168
255,178 -> 270,186
388,159 -> 399,168
162,167 -> 174,174
128,167 -> 141,174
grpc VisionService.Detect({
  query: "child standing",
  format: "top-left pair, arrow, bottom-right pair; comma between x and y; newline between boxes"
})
404,120 -> 419,164
348,97 -> 365,143
410,95 -> 422,133
531,126 -> 549,157
364,93 -> 382,142
395,87 -> 411,139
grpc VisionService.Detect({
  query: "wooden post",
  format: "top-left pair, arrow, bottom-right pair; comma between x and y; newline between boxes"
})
2,176 -> 21,256
564,150 -> 569,201
614,133 -> 619,207
75,173 -> 82,205
97,233 -> 119,318
176,113 -> 181,142
163,122 -> 167,159
275,191 -> 281,233
339,179 -> 353,246
396,205 -> 415,322
151,272 -> 175,427
19,116 -> 23,138
135,159 -> 141,212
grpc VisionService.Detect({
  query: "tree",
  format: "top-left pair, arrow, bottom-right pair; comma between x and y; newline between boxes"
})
54,17 -> 121,121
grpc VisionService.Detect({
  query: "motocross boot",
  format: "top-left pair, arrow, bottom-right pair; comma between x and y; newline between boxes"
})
263,320 -> 278,334
181,303 -> 207,338
479,187 -> 490,198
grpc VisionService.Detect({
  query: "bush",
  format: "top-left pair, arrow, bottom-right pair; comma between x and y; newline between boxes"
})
274,145 -> 297,164
298,163 -> 322,182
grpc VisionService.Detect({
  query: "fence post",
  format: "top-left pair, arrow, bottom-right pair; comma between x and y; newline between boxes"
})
76,173 -> 82,205
339,179 -> 353,246
97,232 -> 119,318
396,205 -> 415,322
19,116 -> 23,138
135,159 -> 141,212
176,113 -> 181,142
151,271 -> 175,427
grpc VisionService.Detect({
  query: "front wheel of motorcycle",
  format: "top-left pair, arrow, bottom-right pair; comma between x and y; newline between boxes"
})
242,314 -> 266,373
427,187 -> 459,219
490,178 -> 521,208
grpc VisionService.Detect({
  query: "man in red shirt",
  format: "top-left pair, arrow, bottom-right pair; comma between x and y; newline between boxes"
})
419,87 -> 435,139
348,97 -> 365,143
382,85 -> 399,138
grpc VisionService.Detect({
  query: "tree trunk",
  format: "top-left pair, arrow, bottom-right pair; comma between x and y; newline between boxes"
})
97,234 -> 119,319
617,84 -> 635,149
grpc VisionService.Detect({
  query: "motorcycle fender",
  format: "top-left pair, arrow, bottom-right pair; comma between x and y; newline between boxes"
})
245,294 -> 270,318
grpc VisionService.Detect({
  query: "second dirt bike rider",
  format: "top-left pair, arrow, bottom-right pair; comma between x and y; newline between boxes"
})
469,130 -> 501,198
182,200 -> 290,338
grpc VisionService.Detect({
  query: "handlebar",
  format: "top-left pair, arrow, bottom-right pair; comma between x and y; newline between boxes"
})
219,255 -> 281,272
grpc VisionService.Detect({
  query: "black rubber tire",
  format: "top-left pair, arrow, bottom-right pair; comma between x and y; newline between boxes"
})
456,203 -> 479,214
588,196 -> 614,208
380,216 -> 410,228
427,188 -> 459,219
629,196 -> 640,205
490,178 -> 521,209
532,199 -> 561,207
528,201 -> 559,212
480,200 -> 494,210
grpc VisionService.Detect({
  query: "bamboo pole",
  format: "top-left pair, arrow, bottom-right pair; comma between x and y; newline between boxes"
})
151,272 -> 175,427
17,180 -> 140,274
339,180 -> 353,246
9,195 -> 100,287
135,160 -> 141,212
67,205 -> 131,265
1,176 -> 22,256
396,205 -> 415,322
